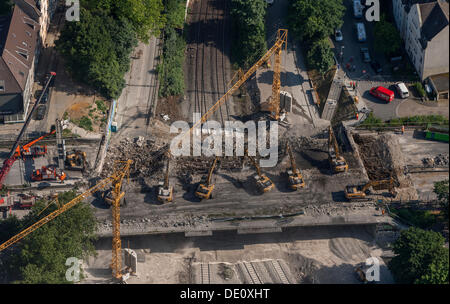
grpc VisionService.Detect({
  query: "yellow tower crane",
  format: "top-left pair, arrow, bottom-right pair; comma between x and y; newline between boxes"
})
0,159 -> 132,281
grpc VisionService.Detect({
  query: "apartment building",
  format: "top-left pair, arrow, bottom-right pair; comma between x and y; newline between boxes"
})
392,0 -> 449,80
0,3 -> 40,123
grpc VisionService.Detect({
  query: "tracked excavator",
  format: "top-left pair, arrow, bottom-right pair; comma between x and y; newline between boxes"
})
285,142 -> 305,190
328,126 -> 348,173
65,150 -> 87,171
157,153 -> 173,203
345,177 -> 397,201
245,150 -> 274,193
195,157 -> 219,200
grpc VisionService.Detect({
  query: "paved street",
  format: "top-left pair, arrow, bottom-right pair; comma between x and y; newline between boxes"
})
113,37 -> 160,140
260,0 -> 329,131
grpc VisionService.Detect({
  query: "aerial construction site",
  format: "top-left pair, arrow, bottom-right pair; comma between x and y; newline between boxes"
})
0,0 -> 448,285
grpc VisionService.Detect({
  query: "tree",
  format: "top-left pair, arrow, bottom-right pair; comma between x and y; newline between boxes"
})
434,179 -> 449,219
231,0 -> 267,68
56,8 -> 138,99
374,15 -> 402,55
0,0 -> 13,16
389,227 -> 449,284
0,190 -> 98,284
288,0 -> 345,42
81,0 -> 166,42
307,38 -> 334,75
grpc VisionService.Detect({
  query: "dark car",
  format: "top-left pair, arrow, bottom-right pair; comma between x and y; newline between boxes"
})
371,61 -> 382,73
360,47 -> 371,63
40,91 -> 49,104
35,105 -> 46,120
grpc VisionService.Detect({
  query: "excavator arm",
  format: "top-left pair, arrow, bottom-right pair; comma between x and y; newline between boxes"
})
286,142 -> 297,173
206,157 -> 218,186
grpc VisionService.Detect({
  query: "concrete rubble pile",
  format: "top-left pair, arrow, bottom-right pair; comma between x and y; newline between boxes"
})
422,153 -> 449,168
101,137 -> 167,179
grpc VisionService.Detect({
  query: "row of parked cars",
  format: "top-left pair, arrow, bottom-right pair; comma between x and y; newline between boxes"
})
369,82 -> 410,102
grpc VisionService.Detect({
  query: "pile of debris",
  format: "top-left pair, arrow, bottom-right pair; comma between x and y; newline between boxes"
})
281,136 -> 327,153
353,134 -> 411,187
101,137 -> 168,179
422,153 -> 449,168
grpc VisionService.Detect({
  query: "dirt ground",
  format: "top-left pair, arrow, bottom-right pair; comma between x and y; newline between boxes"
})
82,225 -> 394,284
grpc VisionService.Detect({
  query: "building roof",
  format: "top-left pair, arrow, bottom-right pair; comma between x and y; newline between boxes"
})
428,73 -> 449,93
420,0 -> 449,41
0,4 -> 39,94
13,0 -> 41,23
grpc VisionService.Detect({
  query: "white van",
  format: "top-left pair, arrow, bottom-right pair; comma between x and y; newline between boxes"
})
353,0 -> 363,18
355,22 -> 366,42
395,82 -> 409,98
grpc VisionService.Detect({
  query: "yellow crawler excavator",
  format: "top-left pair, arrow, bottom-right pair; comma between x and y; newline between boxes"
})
328,126 -> 348,173
195,157 -> 219,200
65,150 -> 87,171
157,153 -> 173,203
285,142 -> 305,190
345,177 -> 397,201
245,150 -> 274,193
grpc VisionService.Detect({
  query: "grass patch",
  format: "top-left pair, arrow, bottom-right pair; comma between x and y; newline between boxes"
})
62,128 -> 80,138
95,100 -> 107,114
71,116 -> 93,131
360,114 -> 449,128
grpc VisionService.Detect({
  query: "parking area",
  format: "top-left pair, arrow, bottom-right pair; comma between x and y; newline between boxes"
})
330,0 -> 448,121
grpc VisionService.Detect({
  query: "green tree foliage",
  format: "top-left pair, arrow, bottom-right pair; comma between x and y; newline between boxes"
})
288,0 -> 345,42
389,227 -> 449,284
434,180 -> 449,219
56,9 -> 138,99
374,15 -> 402,55
307,39 -> 334,75
230,0 -> 267,68
157,0 -> 187,97
0,190 -> 97,284
81,0 -> 166,42
0,0 -> 13,16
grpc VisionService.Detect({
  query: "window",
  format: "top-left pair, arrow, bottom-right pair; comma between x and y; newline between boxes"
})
22,42 -> 28,47
0,80 -> 5,92
26,31 -> 31,37
19,71 -> 25,77
17,51 -> 28,60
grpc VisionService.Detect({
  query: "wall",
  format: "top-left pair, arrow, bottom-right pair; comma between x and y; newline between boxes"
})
422,26 -> 449,79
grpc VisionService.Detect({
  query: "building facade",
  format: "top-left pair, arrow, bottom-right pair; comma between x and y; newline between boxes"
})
392,0 -> 449,80
0,3 -> 40,123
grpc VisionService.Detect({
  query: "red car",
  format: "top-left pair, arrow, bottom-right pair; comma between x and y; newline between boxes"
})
369,86 -> 394,102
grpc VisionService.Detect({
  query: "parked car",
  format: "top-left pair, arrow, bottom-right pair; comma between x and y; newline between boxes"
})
370,60 -> 382,73
369,86 -> 394,102
360,47 -> 371,63
353,0 -> 363,18
395,82 -> 409,98
35,104 -> 46,120
335,28 -> 343,41
355,22 -> 367,42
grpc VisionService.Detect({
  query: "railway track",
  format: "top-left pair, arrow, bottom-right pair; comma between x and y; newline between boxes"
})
271,260 -> 290,284
242,261 -> 262,284
200,263 -> 211,284
189,0 -> 230,126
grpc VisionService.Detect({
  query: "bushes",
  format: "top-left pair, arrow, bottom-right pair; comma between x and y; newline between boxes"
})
306,39 -> 334,75
288,0 -> 345,75
157,0 -> 186,97
361,114 -> 449,127
230,0 -> 267,68
414,82 -> 426,97
72,116 -> 94,131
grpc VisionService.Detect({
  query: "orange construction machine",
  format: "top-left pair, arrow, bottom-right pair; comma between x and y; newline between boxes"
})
14,130 -> 56,158
31,166 -> 66,182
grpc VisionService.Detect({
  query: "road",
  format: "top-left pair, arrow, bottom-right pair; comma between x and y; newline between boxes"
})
114,37 -> 160,140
